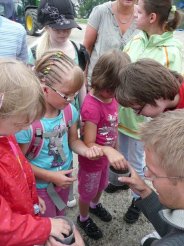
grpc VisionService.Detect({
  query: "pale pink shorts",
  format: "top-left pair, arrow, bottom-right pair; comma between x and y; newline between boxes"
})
78,165 -> 108,204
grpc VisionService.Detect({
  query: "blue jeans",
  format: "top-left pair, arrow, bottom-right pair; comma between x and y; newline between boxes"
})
118,131 -> 145,200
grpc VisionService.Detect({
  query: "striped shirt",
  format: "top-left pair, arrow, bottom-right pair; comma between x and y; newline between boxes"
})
0,16 -> 28,62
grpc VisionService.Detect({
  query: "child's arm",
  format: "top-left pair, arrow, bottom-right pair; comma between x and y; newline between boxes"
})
83,121 -> 128,170
0,194 -> 73,245
68,121 -> 103,159
18,143 -> 76,188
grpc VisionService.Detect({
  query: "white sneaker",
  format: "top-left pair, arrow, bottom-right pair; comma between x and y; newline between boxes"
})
67,197 -> 77,208
141,231 -> 161,245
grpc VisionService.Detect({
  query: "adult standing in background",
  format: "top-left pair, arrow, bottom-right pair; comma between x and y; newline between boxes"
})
83,0 -> 140,91
0,16 -> 28,62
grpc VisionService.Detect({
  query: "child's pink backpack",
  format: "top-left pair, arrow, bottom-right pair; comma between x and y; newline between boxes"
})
26,104 -> 73,161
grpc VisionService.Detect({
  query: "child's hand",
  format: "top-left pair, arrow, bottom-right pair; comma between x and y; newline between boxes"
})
38,196 -> 46,215
85,146 -> 103,160
49,169 -> 77,188
104,147 -> 128,170
45,229 -> 85,246
49,218 -> 71,241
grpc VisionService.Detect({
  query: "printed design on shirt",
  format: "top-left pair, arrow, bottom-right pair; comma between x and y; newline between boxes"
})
98,112 -> 118,147
85,173 -> 99,192
48,124 -> 66,168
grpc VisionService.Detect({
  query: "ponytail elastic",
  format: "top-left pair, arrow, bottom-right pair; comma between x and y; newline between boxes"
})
170,5 -> 176,14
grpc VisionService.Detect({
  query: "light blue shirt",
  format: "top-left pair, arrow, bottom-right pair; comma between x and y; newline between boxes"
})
0,16 -> 28,62
15,105 -> 78,188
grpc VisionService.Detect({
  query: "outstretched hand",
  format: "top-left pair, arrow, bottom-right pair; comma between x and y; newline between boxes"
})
104,147 -> 128,170
118,163 -> 152,199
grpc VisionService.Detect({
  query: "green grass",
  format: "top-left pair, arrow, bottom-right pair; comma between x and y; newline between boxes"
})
75,19 -> 88,24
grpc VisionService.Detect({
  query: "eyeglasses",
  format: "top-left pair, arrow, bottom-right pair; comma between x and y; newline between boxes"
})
46,84 -> 78,101
133,104 -> 146,115
143,166 -> 184,180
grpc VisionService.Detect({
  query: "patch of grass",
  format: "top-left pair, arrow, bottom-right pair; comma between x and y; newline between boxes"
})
75,19 -> 88,24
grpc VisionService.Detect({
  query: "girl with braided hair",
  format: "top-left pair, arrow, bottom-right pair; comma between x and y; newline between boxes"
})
16,50 -> 103,218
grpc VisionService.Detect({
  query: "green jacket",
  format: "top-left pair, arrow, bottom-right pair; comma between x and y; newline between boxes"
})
118,31 -> 183,139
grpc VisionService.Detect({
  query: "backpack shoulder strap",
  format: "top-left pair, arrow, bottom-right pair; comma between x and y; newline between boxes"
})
62,104 -> 73,128
71,40 -> 79,54
71,40 -> 90,70
26,120 -> 44,161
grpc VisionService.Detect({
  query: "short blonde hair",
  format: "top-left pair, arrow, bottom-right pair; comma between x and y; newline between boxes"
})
35,49 -> 84,92
140,109 -> 184,177
0,58 -> 46,122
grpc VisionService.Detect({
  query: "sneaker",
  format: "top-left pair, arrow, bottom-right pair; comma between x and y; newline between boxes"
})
89,203 -> 112,222
77,215 -> 102,240
67,197 -> 77,208
123,198 -> 141,223
105,183 -> 129,193
141,231 -> 161,245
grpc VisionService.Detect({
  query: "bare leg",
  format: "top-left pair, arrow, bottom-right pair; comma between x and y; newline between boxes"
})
92,191 -> 102,203
79,199 -> 90,217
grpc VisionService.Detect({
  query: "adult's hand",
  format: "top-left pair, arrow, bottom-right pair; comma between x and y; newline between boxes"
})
118,163 -> 152,199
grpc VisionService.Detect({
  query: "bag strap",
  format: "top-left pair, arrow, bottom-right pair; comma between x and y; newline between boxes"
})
26,121 -> 44,161
31,45 -> 37,60
63,104 -> 73,128
26,105 -> 72,161
71,40 -> 90,70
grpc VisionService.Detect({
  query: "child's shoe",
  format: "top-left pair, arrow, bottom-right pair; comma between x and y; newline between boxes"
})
77,215 -> 102,240
123,198 -> 141,223
105,183 -> 129,193
67,197 -> 77,207
89,203 -> 112,222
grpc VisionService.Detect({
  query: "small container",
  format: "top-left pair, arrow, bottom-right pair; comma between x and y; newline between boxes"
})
108,166 -> 130,186
54,216 -> 75,245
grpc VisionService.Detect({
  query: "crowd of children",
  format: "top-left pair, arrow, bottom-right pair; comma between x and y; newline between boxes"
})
0,0 -> 184,245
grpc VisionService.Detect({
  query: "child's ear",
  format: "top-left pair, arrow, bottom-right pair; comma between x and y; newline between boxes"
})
149,13 -> 157,24
42,85 -> 49,96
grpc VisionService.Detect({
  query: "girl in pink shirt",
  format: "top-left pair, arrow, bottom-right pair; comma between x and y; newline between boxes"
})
77,49 -> 130,240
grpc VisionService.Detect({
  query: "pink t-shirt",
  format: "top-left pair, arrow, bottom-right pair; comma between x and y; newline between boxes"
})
78,93 -> 118,172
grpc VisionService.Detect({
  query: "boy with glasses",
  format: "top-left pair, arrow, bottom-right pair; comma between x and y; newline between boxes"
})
119,109 -> 184,246
115,59 -> 184,118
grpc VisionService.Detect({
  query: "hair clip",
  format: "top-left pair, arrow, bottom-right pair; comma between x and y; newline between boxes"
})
55,51 -> 65,58
44,67 -> 51,74
49,62 -> 54,65
0,93 -> 4,109
41,78 -> 46,82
